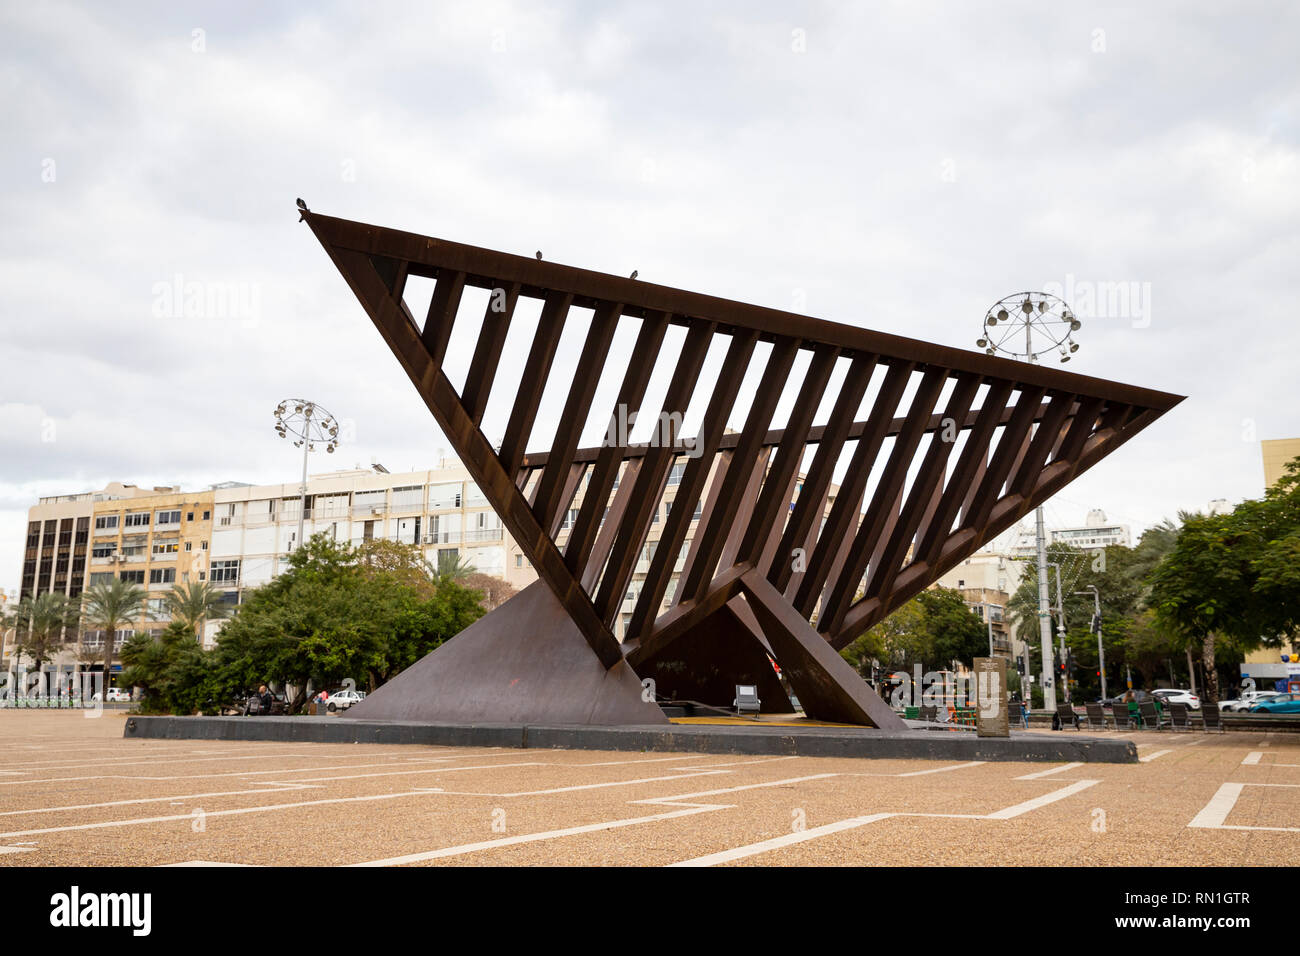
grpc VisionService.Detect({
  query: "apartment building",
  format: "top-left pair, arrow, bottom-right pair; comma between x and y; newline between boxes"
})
15,482 -> 180,682
85,488 -> 216,651
1010,508 -> 1131,558
12,457 -> 843,662
202,464 -> 521,644
935,550 -> 1024,661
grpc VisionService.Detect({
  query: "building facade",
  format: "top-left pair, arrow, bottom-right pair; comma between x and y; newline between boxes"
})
10,458 -> 844,673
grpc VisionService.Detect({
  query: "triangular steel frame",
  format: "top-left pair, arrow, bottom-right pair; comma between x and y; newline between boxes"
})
303,206 -> 1183,727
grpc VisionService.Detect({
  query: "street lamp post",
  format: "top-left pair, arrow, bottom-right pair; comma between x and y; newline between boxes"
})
976,292 -> 1082,713
273,400 -> 341,553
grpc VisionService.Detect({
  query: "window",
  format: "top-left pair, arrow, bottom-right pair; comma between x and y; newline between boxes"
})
149,568 -> 175,585
201,540 -> 208,550
202,510 -> 210,520
429,483 -> 462,510
391,485 -> 423,511
89,572 -> 115,586
151,541 -> 180,557
155,510 -> 181,526
124,512 -> 150,528
92,542 -> 117,558
210,560 -> 240,584
94,515 -> 119,531
184,541 -> 192,552
667,462 -> 687,485
515,555 -> 524,568
186,512 -> 194,521
120,570 -> 145,584
353,489 -> 386,517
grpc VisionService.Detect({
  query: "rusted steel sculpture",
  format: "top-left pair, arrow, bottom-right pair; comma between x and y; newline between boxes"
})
301,204 -> 1182,728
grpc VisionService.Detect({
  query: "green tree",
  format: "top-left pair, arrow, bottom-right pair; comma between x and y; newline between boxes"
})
121,621 -> 221,714
2,592 -> 81,671
80,579 -> 152,689
165,580 -> 230,642
840,586 -> 987,676
1151,464 -> 1300,704
208,535 -> 485,712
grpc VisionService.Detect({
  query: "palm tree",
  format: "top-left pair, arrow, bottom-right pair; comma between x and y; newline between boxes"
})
80,579 -> 152,689
165,580 -> 230,642
435,551 -> 477,583
2,592 -> 81,673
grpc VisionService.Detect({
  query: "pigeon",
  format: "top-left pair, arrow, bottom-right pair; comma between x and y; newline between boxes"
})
296,197 -> 309,221
629,270 -> 638,280
536,251 -> 543,260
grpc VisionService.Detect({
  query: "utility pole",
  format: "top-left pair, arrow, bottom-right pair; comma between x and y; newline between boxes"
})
1049,562 -> 1068,703
1035,508 -> 1056,711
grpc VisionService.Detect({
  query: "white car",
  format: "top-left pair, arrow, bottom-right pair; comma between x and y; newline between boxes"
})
324,689 -> 366,712
1152,688 -> 1200,710
1221,691 -> 1280,712
90,688 -> 132,702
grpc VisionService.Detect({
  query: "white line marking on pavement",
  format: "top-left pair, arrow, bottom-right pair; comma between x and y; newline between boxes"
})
669,814 -> 895,867
983,780 -> 1101,819
1242,752 -> 1263,765
0,783 -> 318,817
628,774 -> 840,803
897,761 -> 986,777
347,805 -> 731,866
347,774 -> 842,866
1188,783 -> 1245,828
414,769 -> 728,798
0,845 -> 37,855
1014,762 -> 1084,780
668,779 -> 1102,865
1139,750 -> 1172,763
0,789 -> 444,840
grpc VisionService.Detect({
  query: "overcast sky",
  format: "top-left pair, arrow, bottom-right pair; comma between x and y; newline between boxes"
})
2,1 -> 1298,595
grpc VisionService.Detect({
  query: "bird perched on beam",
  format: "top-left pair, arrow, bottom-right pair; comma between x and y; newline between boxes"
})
296,197 -> 309,221
536,251 -> 543,260
629,270 -> 638,280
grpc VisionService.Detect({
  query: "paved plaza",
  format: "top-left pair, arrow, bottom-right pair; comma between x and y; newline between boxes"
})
0,712 -> 1296,867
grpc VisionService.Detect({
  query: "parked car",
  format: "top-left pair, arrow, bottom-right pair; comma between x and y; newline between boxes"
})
90,688 -> 132,702
1250,693 -> 1300,714
1221,691 -> 1280,712
325,689 -> 366,712
1152,688 -> 1200,710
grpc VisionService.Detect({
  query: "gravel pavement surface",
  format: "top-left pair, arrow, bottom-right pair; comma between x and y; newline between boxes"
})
1,712 -> 1295,866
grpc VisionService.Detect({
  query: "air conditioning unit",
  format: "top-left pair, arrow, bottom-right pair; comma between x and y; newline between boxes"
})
370,507 -> 383,515
422,534 -> 436,544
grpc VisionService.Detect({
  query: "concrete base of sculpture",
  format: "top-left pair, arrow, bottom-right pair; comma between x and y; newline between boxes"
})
342,581 -> 667,726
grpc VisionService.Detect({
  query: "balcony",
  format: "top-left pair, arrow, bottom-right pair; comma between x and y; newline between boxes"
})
463,528 -> 503,544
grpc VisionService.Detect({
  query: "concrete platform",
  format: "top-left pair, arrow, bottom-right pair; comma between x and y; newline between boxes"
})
123,715 -> 1138,763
